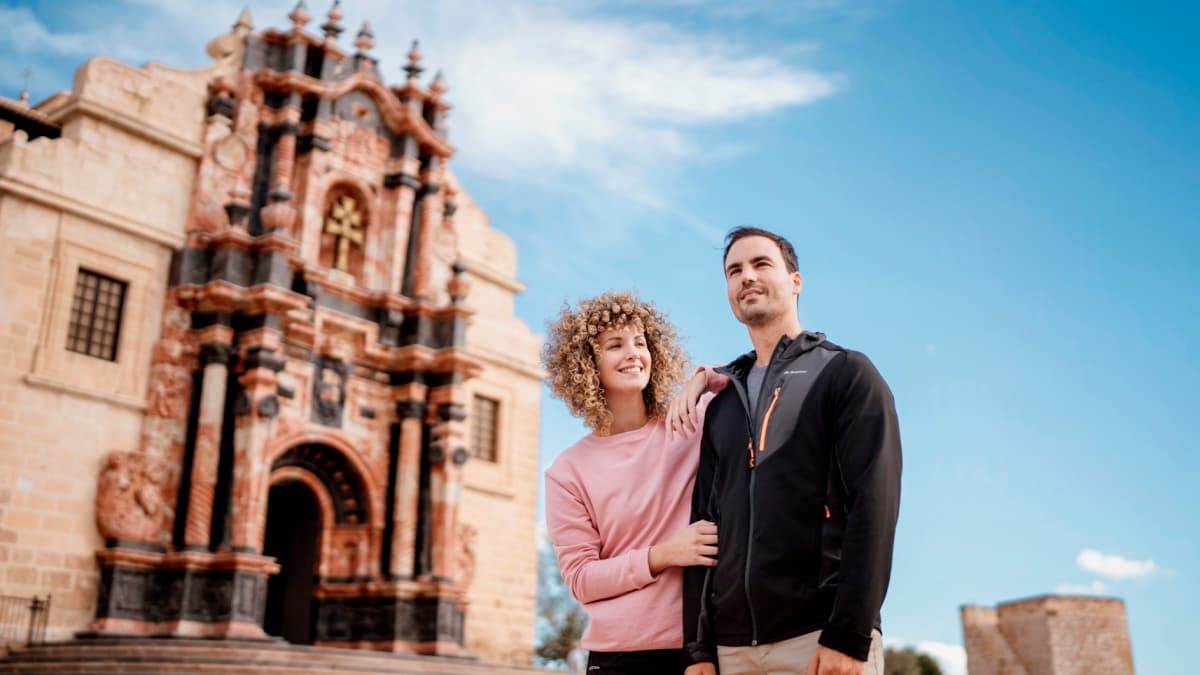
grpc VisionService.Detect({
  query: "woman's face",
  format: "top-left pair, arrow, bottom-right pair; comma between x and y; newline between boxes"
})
594,324 -> 652,399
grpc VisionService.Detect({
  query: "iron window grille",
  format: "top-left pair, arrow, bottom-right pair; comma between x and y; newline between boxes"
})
66,268 -> 126,361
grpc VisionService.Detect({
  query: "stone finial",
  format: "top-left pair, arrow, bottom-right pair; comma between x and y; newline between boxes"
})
322,0 -> 344,40
404,40 -> 424,80
448,258 -> 470,304
232,6 -> 254,34
354,21 -> 375,54
18,66 -> 31,106
288,1 -> 311,31
429,70 -> 448,99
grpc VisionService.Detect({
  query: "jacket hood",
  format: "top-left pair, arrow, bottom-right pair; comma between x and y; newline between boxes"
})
721,331 -> 827,378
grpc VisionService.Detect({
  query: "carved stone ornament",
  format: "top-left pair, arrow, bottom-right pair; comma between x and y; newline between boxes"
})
312,359 -> 347,427
95,452 -> 176,546
455,522 -> 477,590
323,194 -> 364,272
147,365 -> 191,419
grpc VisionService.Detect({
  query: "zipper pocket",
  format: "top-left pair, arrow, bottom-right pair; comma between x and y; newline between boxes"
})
756,386 -> 782,457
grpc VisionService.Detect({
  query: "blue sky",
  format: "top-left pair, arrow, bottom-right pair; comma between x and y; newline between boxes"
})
4,1 -> 1197,673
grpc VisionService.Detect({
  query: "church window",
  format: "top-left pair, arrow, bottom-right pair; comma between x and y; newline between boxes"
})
470,395 -> 500,462
66,268 -> 126,361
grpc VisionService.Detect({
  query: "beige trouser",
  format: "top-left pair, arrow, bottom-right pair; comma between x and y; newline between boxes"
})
717,629 -> 883,675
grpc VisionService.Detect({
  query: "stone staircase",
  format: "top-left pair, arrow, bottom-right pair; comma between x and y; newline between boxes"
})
0,639 -> 548,674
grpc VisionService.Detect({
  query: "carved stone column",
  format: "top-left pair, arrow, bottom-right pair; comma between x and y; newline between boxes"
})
228,329 -> 284,552
426,383 -> 468,581
183,334 -> 233,550
390,384 -> 427,578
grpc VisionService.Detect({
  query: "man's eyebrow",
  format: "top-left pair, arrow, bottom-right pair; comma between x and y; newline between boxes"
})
750,255 -> 773,266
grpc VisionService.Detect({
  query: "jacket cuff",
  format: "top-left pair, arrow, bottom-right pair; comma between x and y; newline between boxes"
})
818,625 -> 872,662
682,642 -> 716,667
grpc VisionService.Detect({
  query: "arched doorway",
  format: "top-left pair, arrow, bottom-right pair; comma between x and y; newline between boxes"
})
263,480 -> 320,644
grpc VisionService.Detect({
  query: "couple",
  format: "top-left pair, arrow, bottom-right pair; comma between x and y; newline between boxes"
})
544,227 -> 902,675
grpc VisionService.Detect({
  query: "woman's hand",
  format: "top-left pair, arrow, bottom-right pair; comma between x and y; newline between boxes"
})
648,520 -> 718,574
667,369 -> 708,440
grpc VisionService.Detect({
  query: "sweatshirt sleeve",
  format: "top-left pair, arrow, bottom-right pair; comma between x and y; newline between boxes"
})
818,351 -> 903,661
700,365 -> 731,394
682,407 -> 721,667
544,472 -> 656,604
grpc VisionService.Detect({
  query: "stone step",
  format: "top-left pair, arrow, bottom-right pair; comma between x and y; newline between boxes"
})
0,639 -> 548,674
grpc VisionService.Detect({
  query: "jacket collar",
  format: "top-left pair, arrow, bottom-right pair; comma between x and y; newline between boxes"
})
719,331 -> 827,379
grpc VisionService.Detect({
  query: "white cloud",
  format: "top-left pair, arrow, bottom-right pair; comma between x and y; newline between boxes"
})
884,637 -> 967,675
1055,580 -> 1109,595
5,0 -> 839,229
917,641 -> 967,675
1076,548 -> 1158,582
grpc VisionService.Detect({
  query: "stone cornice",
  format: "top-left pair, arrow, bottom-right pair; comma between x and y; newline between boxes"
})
0,176 -> 185,249
47,97 -> 204,159
252,70 -> 454,158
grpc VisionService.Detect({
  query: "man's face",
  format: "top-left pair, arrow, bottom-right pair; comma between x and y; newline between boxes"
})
724,235 -> 802,327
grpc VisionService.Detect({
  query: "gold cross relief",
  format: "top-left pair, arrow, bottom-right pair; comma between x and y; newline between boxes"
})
323,195 -> 364,272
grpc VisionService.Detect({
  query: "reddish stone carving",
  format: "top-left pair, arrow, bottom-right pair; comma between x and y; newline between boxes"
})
95,452 -> 176,546
456,522 -> 477,590
147,365 -> 191,419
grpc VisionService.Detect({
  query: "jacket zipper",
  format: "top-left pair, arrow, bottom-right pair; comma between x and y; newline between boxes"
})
744,385 -> 780,646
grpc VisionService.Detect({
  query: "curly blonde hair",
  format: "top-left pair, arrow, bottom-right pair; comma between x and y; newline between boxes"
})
542,290 -> 689,434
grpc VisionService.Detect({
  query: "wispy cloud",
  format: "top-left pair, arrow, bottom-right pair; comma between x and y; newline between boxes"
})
3,0 -> 840,240
1056,580 -> 1110,595
1077,548 -> 1158,582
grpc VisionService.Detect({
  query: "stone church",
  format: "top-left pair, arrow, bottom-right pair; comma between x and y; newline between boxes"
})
0,4 -> 542,670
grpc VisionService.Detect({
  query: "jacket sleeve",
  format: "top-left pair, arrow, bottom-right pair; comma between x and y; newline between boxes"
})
818,351 -> 902,662
683,406 -> 722,667
544,473 -> 656,604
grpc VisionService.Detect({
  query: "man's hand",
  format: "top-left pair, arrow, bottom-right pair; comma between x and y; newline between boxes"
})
806,645 -> 866,675
684,664 -> 717,675
648,520 -> 717,574
667,369 -> 708,440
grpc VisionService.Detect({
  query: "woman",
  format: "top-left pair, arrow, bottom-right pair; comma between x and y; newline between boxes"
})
543,291 -> 723,674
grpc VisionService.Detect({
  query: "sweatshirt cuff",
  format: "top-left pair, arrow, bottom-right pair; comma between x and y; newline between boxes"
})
700,366 -> 730,394
818,625 -> 872,662
634,546 -> 656,584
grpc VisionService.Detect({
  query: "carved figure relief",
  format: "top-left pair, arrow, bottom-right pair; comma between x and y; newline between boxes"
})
311,359 -> 348,427
147,366 -> 191,419
95,452 -> 176,546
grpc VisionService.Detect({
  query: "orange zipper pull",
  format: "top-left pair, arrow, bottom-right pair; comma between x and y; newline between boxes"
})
824,504 -> 832,519
747,440 -> 755,468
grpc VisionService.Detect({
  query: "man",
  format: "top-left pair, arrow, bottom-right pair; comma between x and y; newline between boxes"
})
682,227 -> 901,675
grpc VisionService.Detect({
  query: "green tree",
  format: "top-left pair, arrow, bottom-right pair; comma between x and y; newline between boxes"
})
534,543 -> 588,669
884,646 -> 944,675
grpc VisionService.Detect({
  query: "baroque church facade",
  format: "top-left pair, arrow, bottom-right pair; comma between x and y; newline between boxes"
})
0,4 -> 542,667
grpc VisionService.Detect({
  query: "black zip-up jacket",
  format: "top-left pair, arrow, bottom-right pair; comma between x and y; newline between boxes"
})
682,332 -> 901,665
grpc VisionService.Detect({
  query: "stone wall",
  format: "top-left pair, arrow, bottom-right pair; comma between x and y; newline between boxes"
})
0,55 -> 195,637
962,595 -> 1135,675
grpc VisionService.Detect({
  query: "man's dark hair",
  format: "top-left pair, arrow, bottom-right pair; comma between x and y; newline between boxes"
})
723,226 -> 799,274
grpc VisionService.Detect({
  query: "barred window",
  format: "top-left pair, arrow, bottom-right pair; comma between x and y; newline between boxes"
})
66,269 -> 126,361
470,395 -> 499,462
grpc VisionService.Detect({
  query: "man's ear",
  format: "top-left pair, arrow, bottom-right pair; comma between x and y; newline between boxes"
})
793,271 -> 803,297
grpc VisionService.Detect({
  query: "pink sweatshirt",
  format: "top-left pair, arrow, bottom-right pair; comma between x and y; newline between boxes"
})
545,380 -> 721,652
